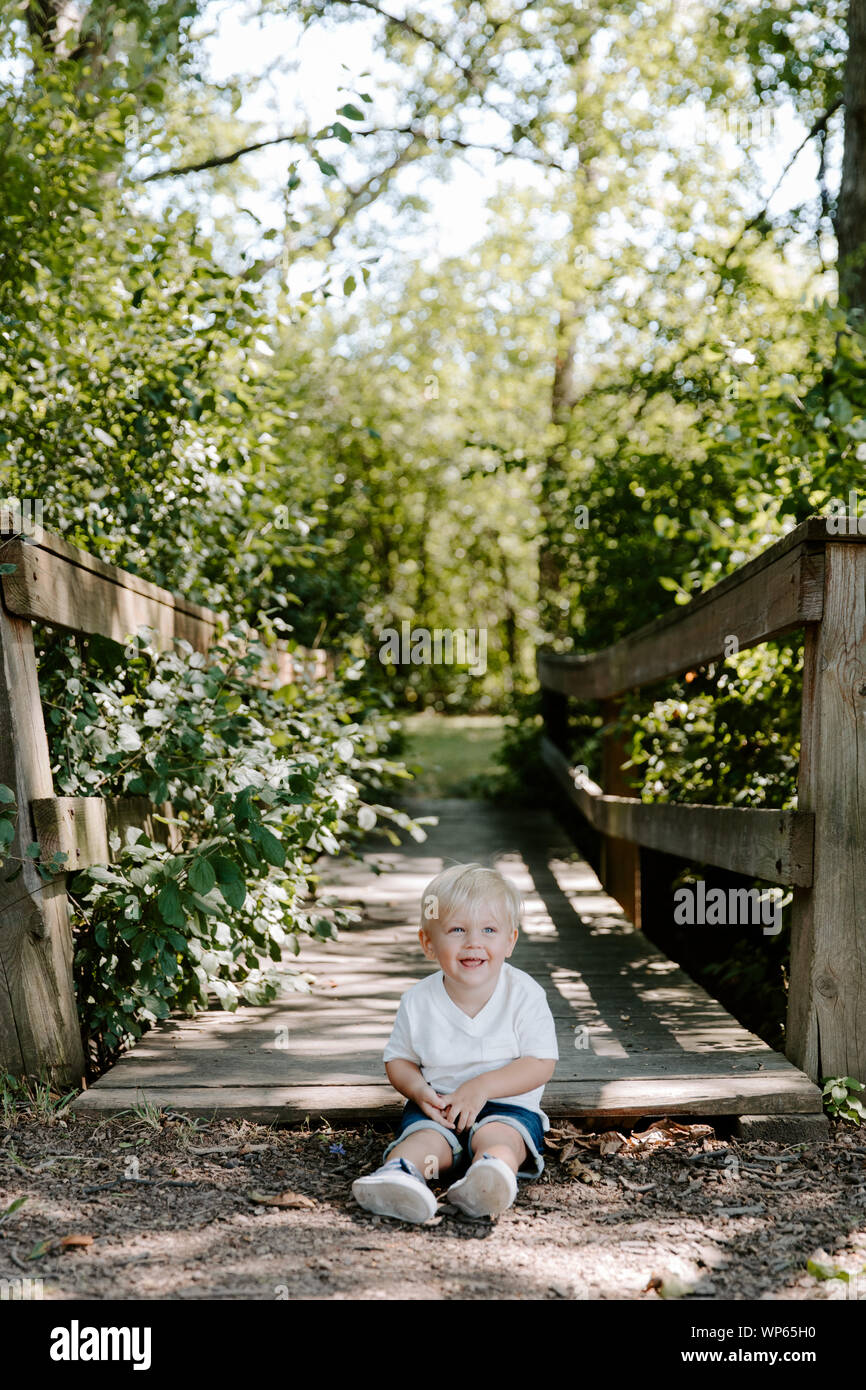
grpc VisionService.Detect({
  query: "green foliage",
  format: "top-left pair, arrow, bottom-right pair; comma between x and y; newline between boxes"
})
821,1076 -> 866,1125
35,625 -> 421,1069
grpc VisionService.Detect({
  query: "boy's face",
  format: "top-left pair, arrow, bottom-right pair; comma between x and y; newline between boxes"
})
418,900 -> 518,987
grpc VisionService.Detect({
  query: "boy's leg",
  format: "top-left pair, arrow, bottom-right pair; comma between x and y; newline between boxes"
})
442,1121 -> 525,1219
352,1127 -> 457,1224
467,1121 -> 526,1175
384,1129 -> 456,1183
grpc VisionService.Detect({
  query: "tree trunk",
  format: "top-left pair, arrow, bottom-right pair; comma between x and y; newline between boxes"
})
836,0 -> 866,315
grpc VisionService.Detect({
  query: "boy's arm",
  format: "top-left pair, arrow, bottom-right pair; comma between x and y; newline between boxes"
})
481,1055 -> 557,1098
385,1058 -> 456,1128
440,1057 -> 556,1131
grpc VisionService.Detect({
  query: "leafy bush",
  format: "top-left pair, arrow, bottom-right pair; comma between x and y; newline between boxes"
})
5,625 -> 426,1073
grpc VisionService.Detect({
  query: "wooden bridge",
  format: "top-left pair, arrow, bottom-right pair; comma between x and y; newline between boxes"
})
1,514 -> 864,1132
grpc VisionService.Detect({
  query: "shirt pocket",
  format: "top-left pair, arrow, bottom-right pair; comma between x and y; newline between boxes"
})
480,1033 -> 519,1063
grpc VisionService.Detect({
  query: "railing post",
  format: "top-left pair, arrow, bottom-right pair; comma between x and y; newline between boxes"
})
0,595 -> 84,1085
789,541 -> 866,1084
540,685 -> 569,752
600,696 -> 641,927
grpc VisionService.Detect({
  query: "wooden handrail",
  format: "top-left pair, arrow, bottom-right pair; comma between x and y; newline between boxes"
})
537,514 -> 866,1085
0,523 -> 332,1086
537,516 -> 835,699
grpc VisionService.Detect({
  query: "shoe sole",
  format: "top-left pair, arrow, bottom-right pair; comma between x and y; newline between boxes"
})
445,1162 -> 517,1218
352,1172 -> 437,1224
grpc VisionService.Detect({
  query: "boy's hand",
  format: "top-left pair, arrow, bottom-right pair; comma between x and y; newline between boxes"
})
414,1083 -> 455,1128
440,1079 -> 489,1131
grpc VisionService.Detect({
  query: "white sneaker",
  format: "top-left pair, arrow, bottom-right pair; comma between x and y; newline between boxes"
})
444,1153 -> 518,1218
351,1157 -> 438,1224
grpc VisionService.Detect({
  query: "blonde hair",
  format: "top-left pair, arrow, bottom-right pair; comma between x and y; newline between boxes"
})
420,862 -> 522,936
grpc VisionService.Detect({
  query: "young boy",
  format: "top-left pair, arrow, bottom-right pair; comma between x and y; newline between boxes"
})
352,862 -> 559,1223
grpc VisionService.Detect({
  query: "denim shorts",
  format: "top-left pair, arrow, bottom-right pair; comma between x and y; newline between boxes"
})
382,1099 -> 546,1179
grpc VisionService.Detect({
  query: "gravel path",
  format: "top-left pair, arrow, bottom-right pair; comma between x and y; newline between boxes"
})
2,1108 -> 865,1300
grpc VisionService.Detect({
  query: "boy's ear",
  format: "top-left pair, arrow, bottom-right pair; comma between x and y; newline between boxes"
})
418,927 -> 438,960
505,926 -> 519,957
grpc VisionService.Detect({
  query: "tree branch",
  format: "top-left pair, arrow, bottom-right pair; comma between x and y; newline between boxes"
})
138,122 -> 569,184
718,98 -> 843,271
139,132 -> 311,182
324,0 -> 483,89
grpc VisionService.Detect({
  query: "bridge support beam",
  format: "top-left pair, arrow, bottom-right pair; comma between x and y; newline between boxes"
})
0,596 -> 84,1086
600,697 -> 641,927
789,542 -> 866,1084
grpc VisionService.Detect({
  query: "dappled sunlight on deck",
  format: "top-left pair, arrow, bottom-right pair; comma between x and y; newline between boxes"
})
74,799 -> 824,1125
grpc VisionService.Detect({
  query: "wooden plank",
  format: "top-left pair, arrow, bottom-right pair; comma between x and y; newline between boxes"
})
789,543 -> 866,1082
0,538 -> 220,653
538,541 -> 824,699
70,797 -> 824,1123
79,1041 -> 809,1088
31,796 -> 179,871
73,1074 -> 824,1122
541,736 -> 813,885
0,600 -> 84,1084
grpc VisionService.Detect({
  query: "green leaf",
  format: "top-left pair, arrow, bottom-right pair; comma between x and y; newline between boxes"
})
0,1196 -> 28,1223
157,881 -> 185,927
254,825 -> 286,868
315,157 -> 338,178
337,103 -> 365,120
216,876 -> 247,910
331,121 -> 353,144
0,785 -> 15,804
188,856 -> 216,895
88,866 -> 126,885
0,820 -> 14,846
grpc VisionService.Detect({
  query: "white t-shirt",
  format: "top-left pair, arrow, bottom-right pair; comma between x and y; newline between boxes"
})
382,961 -> 559,1129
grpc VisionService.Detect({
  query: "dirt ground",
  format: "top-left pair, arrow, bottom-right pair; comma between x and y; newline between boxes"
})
2,1106 -> 866,1301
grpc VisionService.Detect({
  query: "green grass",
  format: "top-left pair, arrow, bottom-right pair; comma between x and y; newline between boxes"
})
398,713 -> 506,797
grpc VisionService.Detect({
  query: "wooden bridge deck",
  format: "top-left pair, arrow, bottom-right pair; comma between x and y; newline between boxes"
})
73,799 -> 824,1125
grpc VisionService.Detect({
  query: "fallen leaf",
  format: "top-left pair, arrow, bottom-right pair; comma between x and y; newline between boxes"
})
27,1238 -> 55,1261
599,1131 -> 626,1155
60,1234 -> 94,1250
247,1190 -> 317,1209
565,1158 -> 601,1184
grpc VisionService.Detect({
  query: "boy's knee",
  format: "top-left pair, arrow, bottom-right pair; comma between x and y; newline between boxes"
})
470,1122 -> 526,1163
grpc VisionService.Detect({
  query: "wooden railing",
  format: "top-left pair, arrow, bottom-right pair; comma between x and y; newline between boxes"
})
0,521 -> 331,1086
537,515 -> 866,1085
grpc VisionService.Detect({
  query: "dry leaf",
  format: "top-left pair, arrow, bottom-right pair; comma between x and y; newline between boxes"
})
599,1131 -> 626,1155
247,1190 -> 317,1209
60,1234 -> 94,1251
565,1158 -> 601,1184
559,1141 -> 576,1164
